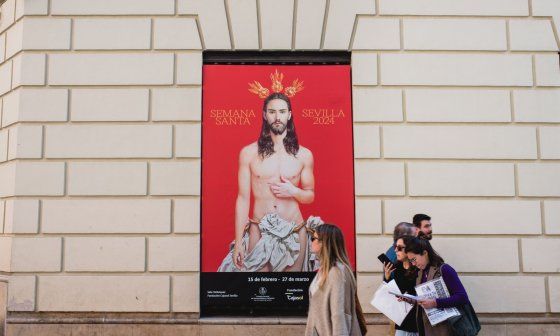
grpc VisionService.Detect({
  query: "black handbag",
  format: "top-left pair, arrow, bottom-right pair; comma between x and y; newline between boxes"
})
447,302 -> 481,336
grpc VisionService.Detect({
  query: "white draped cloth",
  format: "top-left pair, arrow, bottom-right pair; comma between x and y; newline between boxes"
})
218,213 -> 323,272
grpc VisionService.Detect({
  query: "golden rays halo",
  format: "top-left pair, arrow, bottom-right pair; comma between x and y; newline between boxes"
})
248,69 -> 305,99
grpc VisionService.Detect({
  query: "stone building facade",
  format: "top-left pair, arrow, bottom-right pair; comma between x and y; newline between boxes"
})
0,0 -> 559,334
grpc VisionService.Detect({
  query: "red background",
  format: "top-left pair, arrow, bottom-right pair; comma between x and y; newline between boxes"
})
201,65 -> 355,272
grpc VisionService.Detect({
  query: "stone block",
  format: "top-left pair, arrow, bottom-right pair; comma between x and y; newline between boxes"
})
384,200 -> 542,235
354,161 -> 405,196
353,88 -> 402,122
74,18 -> 151,50
406,89 -> 511,122
1,88 -> 68,127
383,126 -> 536,159
352,17 -> 400,50
378,0 -> 528,16
68,162 -> 147,196
11,53 -> 46,88
535,54 -> 560,86
0,130 -> 7,162
150,161 -> 200,196
15,0 -> 49,19
152,88 -> 201,121
544,201 -> 560,234
355,198 -> 382,234
148,236 -> 199,271
351,52 -> 377,85
521,239 -> 560,272
403,18 -> 506,50
509,19 -> 558,51
518,163 -> 560,196
4,199 -> 39,233
37,276 -> 170,311
8,124 -> 43,159
357,274 -> 383,313
461,276 -> 546,313
550,276 -> 560,312
11,237 -> 61,272
42,199 -> 171,233
51,0 -> 174,15
323,0 -> 375,49
0,61 -> 11,96
380,53 -> 532,86
45,125 -> 172,158
6,18 -> 70,57
13,162 -> 65,196
177,0 -> 230,49
260,0 -> 293,50
513,90 -> 560,122
49,53 -> 174,85
176,52 -> 202,85
294,0 -> 325,49
0,0 -> 16,33
172,274 -> 199,312
356,236 -> 393,272
540,126 -> 560,159
65,237 -> 145,272
175,124 -> 201,158
71,89 -> 148,122
353,124 -> 380,158
408,162 -> 515,196
174,198 -> 200,233
7,275 -> 35,312
153,18 -> 202,50
431,238 -> 519,272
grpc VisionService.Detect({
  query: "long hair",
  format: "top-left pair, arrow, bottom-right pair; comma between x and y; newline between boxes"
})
404,237 -> 445,267
258,93 -> 299,158
315,224 -> 354,288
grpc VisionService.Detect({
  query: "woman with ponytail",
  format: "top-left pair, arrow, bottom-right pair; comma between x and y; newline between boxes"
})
305,224 -> 365,336
404,237 -> 471,336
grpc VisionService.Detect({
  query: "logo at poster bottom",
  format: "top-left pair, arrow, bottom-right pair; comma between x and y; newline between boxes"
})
252,286 -> 274,302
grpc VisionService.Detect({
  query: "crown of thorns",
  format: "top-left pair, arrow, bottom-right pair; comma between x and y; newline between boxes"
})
248,69 -> 305,99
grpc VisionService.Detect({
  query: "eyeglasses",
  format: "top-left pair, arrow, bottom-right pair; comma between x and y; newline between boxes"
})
311,237 -> 321,242
395,245 -> 405,252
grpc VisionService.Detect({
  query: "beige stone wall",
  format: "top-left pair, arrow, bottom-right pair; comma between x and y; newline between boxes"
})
0,0 -> 558,315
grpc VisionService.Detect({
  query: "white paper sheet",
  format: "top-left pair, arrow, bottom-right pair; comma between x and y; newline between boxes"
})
370,280 -> 414,326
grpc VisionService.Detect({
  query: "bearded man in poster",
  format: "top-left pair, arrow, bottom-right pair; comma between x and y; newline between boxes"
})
218,72 -> 322,272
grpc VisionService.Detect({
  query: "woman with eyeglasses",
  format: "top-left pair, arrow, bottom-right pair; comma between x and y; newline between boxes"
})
403,237 -> 470,336
305,224 -> 363,336
383,235 -> 419,336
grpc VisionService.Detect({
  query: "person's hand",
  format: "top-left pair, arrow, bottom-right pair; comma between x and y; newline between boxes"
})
270,176 -> 298,198
383,262 -> 395,281
233,241 -> 245,269
418,299 -> 437,309
397,296 -> 416,305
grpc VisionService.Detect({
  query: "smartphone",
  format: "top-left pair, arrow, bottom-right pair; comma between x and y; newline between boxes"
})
377,253 -> 393,266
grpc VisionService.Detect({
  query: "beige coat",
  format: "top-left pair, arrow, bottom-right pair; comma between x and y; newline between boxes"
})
305,264 -> 361,336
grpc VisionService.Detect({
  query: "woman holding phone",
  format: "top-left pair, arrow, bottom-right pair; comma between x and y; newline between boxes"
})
383,235 -> 418,336
404,237 -> 470,336
305,224 -> 364,336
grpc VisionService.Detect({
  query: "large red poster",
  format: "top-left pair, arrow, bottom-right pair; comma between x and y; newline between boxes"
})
201,64 -> 355,274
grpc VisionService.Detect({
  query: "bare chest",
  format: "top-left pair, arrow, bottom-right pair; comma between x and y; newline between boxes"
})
250,153 -> 303,180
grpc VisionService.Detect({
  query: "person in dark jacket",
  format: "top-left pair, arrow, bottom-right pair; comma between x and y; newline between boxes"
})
404,237 -> 470,336
384,235 -> 418,336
